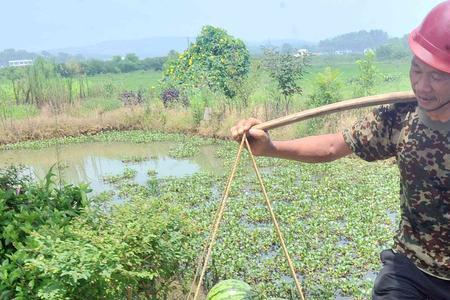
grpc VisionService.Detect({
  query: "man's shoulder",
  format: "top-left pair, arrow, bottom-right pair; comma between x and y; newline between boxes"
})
373,102 -> 417,125
391,102 -> 417,114
377,102 -> 417,115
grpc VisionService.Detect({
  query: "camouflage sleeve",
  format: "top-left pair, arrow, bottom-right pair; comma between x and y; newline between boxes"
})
342,105 -> 400,161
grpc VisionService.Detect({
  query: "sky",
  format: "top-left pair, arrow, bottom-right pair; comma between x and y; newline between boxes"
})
1,0 -> 445,51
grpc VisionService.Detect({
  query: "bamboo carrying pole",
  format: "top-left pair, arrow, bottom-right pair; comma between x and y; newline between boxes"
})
189,91 -> 417,300
254,91 -> 417,131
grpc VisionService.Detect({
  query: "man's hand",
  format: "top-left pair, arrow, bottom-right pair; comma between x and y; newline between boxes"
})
230,118 -> 275,156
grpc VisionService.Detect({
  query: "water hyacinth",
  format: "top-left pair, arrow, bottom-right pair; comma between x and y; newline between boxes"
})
1,131 -> 400,299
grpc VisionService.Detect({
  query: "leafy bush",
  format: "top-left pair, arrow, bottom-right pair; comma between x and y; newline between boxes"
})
24,197 -> 195,299
188,88 -> 213,125
0,165 -> 196,299
306,67 -> 343,135
352,50 -> 379,97
382,73 -> 401,83
103,82 -> 115,98
161,87 -> 180,107
0,166 -> 89,299
119,90 -> 145,106
309,67 -> 343,108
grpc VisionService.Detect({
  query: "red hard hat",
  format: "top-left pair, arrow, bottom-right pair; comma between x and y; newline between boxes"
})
409,0 -> 450,74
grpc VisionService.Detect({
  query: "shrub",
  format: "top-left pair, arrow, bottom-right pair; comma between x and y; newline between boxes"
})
0,166 -> 89,299
0,165 -> 196,299
24,197 -> 195,299
161,87 -> 180,107
305,67 -> 343,135
119,90 -> 145,106
353,50 -> 379,97
309,67 -> 343,108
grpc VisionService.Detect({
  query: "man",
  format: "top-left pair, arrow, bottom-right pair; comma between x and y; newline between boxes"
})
231,1 -> 450,299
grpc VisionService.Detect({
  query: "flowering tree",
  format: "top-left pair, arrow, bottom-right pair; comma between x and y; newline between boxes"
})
163,26 -> 250,101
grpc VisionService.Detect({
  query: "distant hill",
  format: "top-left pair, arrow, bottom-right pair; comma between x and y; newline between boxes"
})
246,39 -> 313,55
47,37 -> 312,59
49,37 -> 193,59
0,30 -> 404,62
317,30 -> 389,53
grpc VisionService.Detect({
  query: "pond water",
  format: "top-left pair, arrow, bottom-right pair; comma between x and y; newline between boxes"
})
0,142 -> 222,194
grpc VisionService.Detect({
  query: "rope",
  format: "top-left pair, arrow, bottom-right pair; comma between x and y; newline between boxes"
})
187,134 -> 246,299
244,137 -> 305,300
187,134 -> 245,297
188,134 -> 306,300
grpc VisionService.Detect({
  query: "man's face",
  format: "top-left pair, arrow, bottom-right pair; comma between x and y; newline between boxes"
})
410,56 -> 450,115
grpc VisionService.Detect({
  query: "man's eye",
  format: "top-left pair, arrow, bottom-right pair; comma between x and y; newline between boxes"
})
431,73 -> 449,81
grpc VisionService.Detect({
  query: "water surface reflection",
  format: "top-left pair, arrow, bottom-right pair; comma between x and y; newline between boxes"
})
0,142 -> 222,194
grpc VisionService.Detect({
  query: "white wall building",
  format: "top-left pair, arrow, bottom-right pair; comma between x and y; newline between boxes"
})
8,60 -> 33,67
294,48 -> 309,57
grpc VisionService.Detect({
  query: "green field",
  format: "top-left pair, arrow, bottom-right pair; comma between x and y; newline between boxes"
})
88,69 -> 162,91
0,55 -> 412,116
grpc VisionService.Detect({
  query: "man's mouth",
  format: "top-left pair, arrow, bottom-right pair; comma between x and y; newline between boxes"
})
417,96 -> 436,102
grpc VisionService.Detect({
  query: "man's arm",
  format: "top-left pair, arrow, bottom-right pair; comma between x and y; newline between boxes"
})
231,118 -> 352,163
266,134 -> 352,163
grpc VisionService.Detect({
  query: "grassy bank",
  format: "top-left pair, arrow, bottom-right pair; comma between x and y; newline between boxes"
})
0,56 -> 412,145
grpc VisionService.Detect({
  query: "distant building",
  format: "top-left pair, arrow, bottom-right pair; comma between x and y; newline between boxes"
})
8,59 -> 33,67
334,50 -> 353,55
294,48 -> 309,57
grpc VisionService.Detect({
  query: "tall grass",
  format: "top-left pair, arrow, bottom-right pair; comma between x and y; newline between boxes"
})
0,56 -> 412,144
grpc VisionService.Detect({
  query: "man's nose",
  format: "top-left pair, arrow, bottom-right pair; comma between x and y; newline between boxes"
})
415,74 -> 433,93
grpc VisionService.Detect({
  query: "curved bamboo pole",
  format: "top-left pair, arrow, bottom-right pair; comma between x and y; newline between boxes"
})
254,91 -> 416,131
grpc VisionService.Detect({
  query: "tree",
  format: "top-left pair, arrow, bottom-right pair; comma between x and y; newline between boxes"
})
82,59 -> 106,75
125,53 -> 139,63
318,30 -> 389,53
118,53 -> 140,72
4,67 -> 25,104
26,58 -> 58,105
309,67 -> 343,107
163,25 -> 250,103
56,60 -> 86,103
141,57 -> 166,71
0,48 -> 37,67
262,46 -> 308,114
281,43 -> 294,54
353,50 -> 378,97
376,36 -> 410,60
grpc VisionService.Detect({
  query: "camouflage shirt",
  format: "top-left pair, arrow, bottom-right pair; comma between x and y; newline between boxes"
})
343,102 -> 450,280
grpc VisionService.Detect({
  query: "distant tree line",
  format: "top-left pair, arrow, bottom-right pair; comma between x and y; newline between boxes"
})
0,49 -> 37,66
317,30 -> 389,53
270,29 -> 410,60
81,54 -> 166,75
375,35 -> 411,60
0,49 -> 167,75
0,49 -> 85,67
0,58 -> 88,106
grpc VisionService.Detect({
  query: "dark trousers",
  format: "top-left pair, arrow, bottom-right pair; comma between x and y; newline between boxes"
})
372,249 -> 450,300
